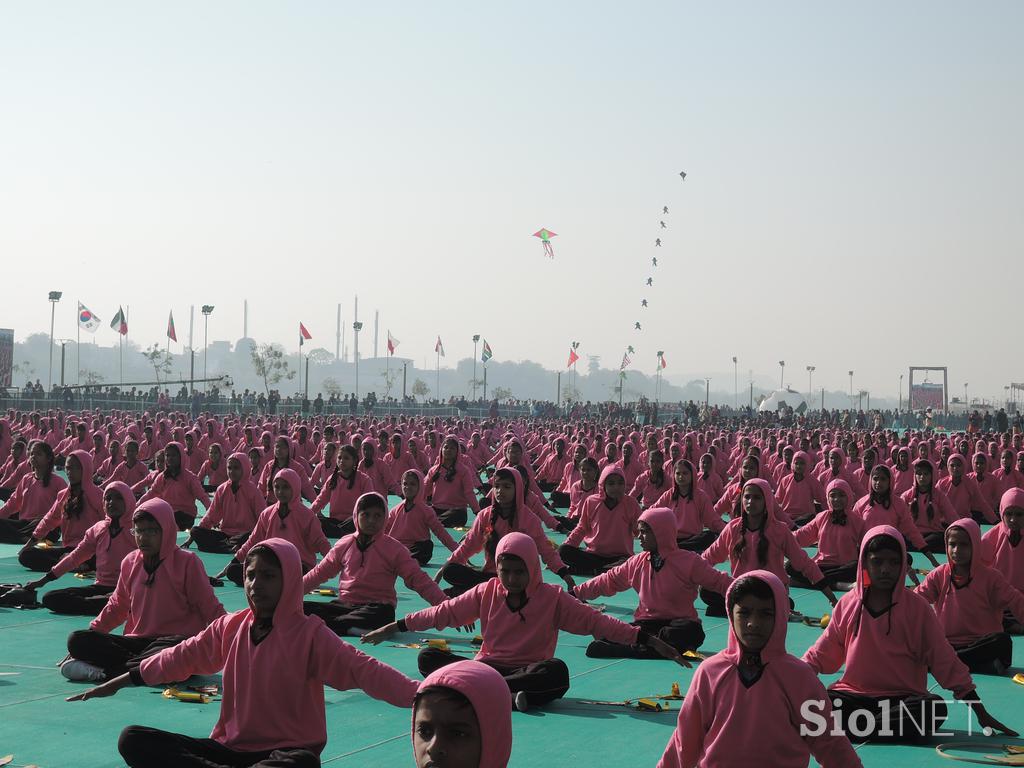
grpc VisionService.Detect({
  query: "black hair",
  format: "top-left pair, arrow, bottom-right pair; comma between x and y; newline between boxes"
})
413,686 -> 474,716
486,468 -> 519,560
672,459 -> 695,502
430,437 -> 460,484
910,460 -> 935,521
163,443 -> 182,480
356,492 -> 388,514
28,439 -> 54,487
864,533 -> 902,559
732,482 -> 770,568
649,449 -> 665,486
868,465 -> 892,509
329,445 -> 360,491
727,574 -> 774,612
133,510 -> 158,527
245,544 -> 283,570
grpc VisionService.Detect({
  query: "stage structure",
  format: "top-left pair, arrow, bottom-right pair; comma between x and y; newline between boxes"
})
908,366 -> 948,412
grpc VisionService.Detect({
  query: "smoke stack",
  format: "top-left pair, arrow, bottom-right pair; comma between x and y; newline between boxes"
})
243,300 -> 248,338
336,303 -> 341,360
373,310 -> 379,358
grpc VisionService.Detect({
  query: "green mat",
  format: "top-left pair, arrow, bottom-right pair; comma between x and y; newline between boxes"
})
2,498 -> 1022,767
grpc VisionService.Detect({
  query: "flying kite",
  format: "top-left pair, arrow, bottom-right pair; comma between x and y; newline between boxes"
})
679,171 -> 687,180
646,277 -> 653,286
634,322 -> 642,330
660,221 -> 667,228
663,206 -> 669,214
641,299 -> 648,307
627,345 -> 635,355
652,257 -> 658,267
655,238 -> 661,247
532,228 -> 557,258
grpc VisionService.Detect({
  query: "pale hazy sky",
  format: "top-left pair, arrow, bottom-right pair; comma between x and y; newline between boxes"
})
2,2 -> 1021,402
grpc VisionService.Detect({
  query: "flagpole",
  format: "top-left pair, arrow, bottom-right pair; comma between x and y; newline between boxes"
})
436,348 -> 440,402
298,332 -> 302,402
76,300 -> 81,386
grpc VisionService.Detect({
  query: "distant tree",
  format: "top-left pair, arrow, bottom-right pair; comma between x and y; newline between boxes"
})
142,344 -> 173,384
561,384 -> 582,402
306,347 -> 334,366
250,343 -> 295,396
587,356 -> 601,376
411,379 -> 430,399
81,369 -> 104,386
322,377 -> 342,398
492,386 -> 512,401
380,368 -> 399,399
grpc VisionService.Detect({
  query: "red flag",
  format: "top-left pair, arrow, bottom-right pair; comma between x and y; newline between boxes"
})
567,348 -> 579,368
387,331 -> 399,355
660,354 -> 667,369
435,336 -> 445,357
166,311 -> 177,342
299,322 -> 312,346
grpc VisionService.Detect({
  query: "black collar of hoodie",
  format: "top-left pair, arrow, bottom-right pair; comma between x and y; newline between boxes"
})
142,556 -> 163,586
650,552 -> 665,572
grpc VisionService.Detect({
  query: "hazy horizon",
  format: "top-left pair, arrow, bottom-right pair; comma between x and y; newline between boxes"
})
3,2 -> 1022,403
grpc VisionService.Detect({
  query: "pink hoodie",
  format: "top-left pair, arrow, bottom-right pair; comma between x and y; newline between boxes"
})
109,456 -> 149,488
140,538 -> 417,754
658,570 -> 861,768
198,452 -> 264,536
302,492 -> 447,607
803,525 -> 975,699
310,466 -> 375,520
851,465 -> 928,551
235,468 -> 332,570
575,507 -> 732,621
404,533 -> 639,667
794,480 -> 865,566
915,518 -> 1024,645
424,457 -> 481,513
138,442 -> 210,519
701,478 -> 824,587
91,499 -> 224,637
774,452 -> 825,527
32,450 -> 104,545
936,454 -> 997,523
563,465 -> 641,557
899,466 -> 958,535
981,488 -> 1024,592
50,481 -> 137,587
653,466 -> 724,539
384,469 -> 458,552
1,465 -> 67,521
414,660 -> 513,768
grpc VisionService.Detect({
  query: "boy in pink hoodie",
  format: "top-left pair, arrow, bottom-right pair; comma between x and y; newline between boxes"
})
61,498 -> 225,682
413,659 -> 513,768
803,525 -> 1016,742
559,465 -> 642,575
774,451 -> 824,528
301,492 -> 447,635
915,518 -> 1024,674
576,507 -> 732,658
69,538 -> 418,767
936,453 -> 996,523
363,532 -> 685,711
658,570 -> 861,768
981,488 -> 1024,634
24,481 -> 137,616
385,469 -> 459,566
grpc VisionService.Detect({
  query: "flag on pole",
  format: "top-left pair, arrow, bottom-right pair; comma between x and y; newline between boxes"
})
166,311 -> 177,342
481,340 -> 492,363
78,302 -> 101,333
387,331 -> 399,355
657,351 -> 667,369
567,348 -> 580,368
299,322 -> 312,346
620,352 -> 632,370
110,306 -> 128,336
435,336 -> 445,357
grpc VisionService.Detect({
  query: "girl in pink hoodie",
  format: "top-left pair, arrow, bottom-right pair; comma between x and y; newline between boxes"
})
138,441 -> 211,531
658,570 -> 861,768
198,442 -> 228,491
21,449 -> 104,572
631,448 -> 671,508
0,440 -> 67,544
359,439 -> 398,497
936,453 -> 996,523
386,469 -> 459,566
61,498 -> 225,682
364,532 -> 684,711
792,479 -> 865,589
24,481 -> 137,616
915,519 -> 1024,674
559,465 -> 642,575
425,436 -> 483,528
803,525 -> 1016,742
900,459 -> 958,551
185,452 -> 265,554
310,444 -> 374,538
774,451 -> 825,528
69,538 -> 418,767
981,488 -> 1024,634
412,659 -> 513,768
576,507 -> 732,658
109,440 -> 149,488
301,492 -> 447,636
653,459 -> 723,552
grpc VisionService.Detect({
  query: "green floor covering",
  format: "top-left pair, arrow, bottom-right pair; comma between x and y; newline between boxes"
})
2,502 -> 1023,767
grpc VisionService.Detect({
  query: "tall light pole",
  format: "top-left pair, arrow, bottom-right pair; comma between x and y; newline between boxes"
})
47,291 -> 62,392
806,365 -> 815,403
964,382 -> 968,407
732,356 -> 738,408
704,377 -> 710,406
899,374 -> 904,412
201,305 -> 214,392
353,321 -> 363,400
472,334 -> 480,400
778,360 -> 785,390
848,370 -> 854,407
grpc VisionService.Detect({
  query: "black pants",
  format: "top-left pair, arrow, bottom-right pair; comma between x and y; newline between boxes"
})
42,583 -> 114,616
438,563 -> 494,597
954,632 -> 1012,674
699,587 -> 728,618
676,530 -> 718,553
907,531 -> 945,553
67,630 -> 187,678
320,516 -> 354,538
174,510 -> 195,532
118,725 -> 319,768
418,647 -> 570,707
549,514 -> 579,532
191,526 -> 251,555
586,618 -> 705,659
557,545 -> 625,576
0,517 -> 57,545
433,507 -> 468,528
549,490 -> 570,508
408,539 -> 433,567
19,543 -> 80,573
787,561 -> 857,589
827,689 -> 948,743
228,558 -> 311,587
537,481 -> 557,493
0,487 -> 13,501
302,601 -> 395,636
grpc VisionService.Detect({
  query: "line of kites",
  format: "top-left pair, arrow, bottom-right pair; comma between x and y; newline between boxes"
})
534,170 -> 687,383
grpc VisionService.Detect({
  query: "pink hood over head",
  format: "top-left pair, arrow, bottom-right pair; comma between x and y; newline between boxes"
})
722,569 -> 790,665
494,531 -> 542,597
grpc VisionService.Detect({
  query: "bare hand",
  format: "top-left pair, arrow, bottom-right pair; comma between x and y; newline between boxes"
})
66,673 -> 129,702
562,574 -> 577,591
360,622 -> 399,646
456,623 -> 476,633
433,567 -> 447,584
646,635 -> 692,668
975,705 -> 1019,737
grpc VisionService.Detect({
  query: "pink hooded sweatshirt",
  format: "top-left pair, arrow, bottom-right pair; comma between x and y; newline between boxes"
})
969,453 -> 1003,512
423,457 -> 481,513
92,499 -> 224,637
795,479 -> 865,567
563,465 -> 642,557
658,570 -> 861,768
774,452 -> 825,527
302,492 -> 447,607
936,453 -> 996,523
138,442 -> 211,520
310,465 -> 375,520
50,481 -> 137,587
701,478 -> 824,587
235,468 -> 332,570
199,444 -> 229,488
899,464 -> 958,535
981,488 -> 1024,592
384,469 -> 458,552
32,450 -> 104,546
404,532 -> 639,667
575,507 -> 732,622
916,518 -> 1024,646
653,461 -> 724,538
414,660 -> 513,768
851,465 -> 929,552
140,538 -> 417,754
109,455 -> 149,488
803,525 -> 976,700
198,452 -> 265,536
1,465 -> 67,521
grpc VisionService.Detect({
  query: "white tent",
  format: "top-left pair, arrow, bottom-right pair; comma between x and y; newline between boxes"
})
758,388 -> 808,413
